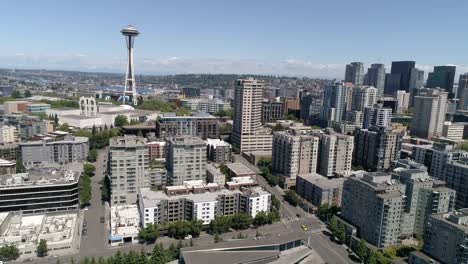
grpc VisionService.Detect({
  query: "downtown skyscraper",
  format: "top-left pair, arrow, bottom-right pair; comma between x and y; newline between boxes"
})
232,78 -> 272,152
345,62 -> 364,85
365,63 -> 386,96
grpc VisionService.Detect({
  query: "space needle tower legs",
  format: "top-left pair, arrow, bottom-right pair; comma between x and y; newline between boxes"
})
120,25 -> 140,106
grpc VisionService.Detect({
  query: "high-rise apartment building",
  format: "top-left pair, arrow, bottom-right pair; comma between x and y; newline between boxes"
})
397,170 -> 455,237
422,209 -> 468,264
166,136 -> 207,186
342,172 -> 406,248
345,62 -> 364,85
232,78 -> 273,152
354,126 -> 402,171
206,139 -> 232,163
272,129 -> 319,185
362,104 -> 392,129
155,112 -> 219,140
20,135 -> 89,166
411,89 -> 448,139
342,170 -> 455,248
108,135 -> 149,205
300,91 -> 323,124
351,86 -> 378,112
317,129 -> 354,177
426,66 -> 456,97
365,63 -> 386,96
445,157 -> 468,209
321,82 -> 352,123
413,143 -> 468,181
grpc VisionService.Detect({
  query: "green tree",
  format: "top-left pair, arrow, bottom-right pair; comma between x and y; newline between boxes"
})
24,90 -> 32,97
57,123 -> 70,132
355,239 -> 369,262
138,224 -> 159,244
253,211 -> 269,226
37,239 -> 48,257
87,149 -> 98,162
214,233 -> 222,243
136,99 -> 175,112
151,243 -> 173,264
114,115 -> 129,127
100,175 -> 111,203
284,190 -> 301,206
271,195 -> 280,210
272,123 -> 285,131
83,163 -> 96,176
328,215 -> 339,235
54,114 -> 59,126
336,222 -> 346,242
210,215 -> 232,234
175,107 -> 191,116
0,244 -> 20,261
230,213 -> 252,230
11,90 -> 21,98
80,175 -> 91,206
15,159 -> 26,173
214,109 -> 227,117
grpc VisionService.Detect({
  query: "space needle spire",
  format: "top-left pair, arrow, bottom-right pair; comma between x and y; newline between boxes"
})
121,25 -> 140,105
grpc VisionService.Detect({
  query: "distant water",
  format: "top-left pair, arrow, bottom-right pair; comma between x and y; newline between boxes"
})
96,85 -> 153,94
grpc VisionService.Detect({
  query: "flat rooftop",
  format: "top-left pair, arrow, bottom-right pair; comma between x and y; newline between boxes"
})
226,162 -> 256,176
110,205 -> 140,237
297,173 -> 345,189
159,112 -> 215,119
206,138 -> 230,148
140,187 -> 242,208
181,231 -> 307,264
0,167 -> 79,187
0,213 -> 78,250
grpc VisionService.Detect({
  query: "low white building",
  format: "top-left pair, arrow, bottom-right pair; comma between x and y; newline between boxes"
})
59,115 -> 103,129
45,108 -> 81,118
0,212 -> 81,259
138,184 -> 270,227
109,205 -> 140,247
442,122 -> 464,141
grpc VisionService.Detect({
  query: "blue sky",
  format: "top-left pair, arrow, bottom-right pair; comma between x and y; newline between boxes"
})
1,0 -> 467,78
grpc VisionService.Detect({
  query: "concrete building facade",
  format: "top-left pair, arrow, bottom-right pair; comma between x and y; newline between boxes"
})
272,129 -> 319,185
317,130 -> 354,178
411,89 -> 448,139
354,126 -> 402,171
108,135 -> 149,205
232,78 -> 273,152
166,136 -> 207,186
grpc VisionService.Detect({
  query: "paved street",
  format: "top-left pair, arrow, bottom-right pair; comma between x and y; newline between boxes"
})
80,149 -> 109,256
233,154 -> 355,263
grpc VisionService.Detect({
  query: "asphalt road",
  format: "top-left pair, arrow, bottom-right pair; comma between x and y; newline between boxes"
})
80,149 -> 108,255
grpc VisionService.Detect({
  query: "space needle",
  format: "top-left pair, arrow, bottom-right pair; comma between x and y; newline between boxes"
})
121,25 -> 140,105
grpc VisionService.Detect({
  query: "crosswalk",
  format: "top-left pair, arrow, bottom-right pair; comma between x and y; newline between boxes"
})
306,226 -> 326,234
281,217 -> 300,224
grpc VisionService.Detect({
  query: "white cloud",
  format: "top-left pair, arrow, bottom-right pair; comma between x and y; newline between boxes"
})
1,54 -> 467,79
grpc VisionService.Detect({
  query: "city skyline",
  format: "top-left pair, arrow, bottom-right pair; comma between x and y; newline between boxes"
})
1,0 -> 468,78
